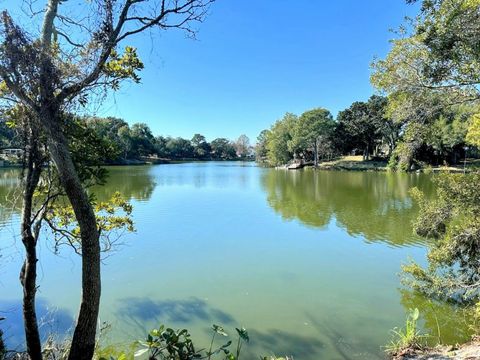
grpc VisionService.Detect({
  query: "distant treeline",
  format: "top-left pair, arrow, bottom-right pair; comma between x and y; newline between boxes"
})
0,117 -> 253,164
256,95 -> 480,170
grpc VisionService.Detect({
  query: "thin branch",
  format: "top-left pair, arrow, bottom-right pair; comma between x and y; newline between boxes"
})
55,30 -> 84,48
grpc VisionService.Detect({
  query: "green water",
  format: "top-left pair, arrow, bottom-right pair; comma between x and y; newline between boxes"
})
0,163 -> 473,359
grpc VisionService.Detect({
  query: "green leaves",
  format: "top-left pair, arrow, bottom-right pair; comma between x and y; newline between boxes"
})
289,108 -> 334,156
403,173 -> 480,303
466,114 -> 480,147
265,113 -> 297,166
411,308 -> 420,321
213,325 -> 228,337
46,191 -> 135,254
134,324 -> 249,360
385,308 -> 428,355
135,326 -> 200,359
104,46 -> 145,89
235,328 -> 249,343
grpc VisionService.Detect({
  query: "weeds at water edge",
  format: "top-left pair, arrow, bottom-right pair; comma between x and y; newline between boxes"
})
385,308 -> 429,356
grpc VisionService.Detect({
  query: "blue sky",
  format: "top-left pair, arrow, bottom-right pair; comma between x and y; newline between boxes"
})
4,0 -> 420,142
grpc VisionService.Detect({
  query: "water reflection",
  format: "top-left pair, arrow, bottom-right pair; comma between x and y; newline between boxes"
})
115,296 -> 329,359
399,289 -> 473,345
1,163 -> 465,359
93,166 -> 157,202
0,298 -> 74,349
0,169 -> 21,226
151,162 -> 254,189
0,166 -> 157,227
260,169 -> 434,247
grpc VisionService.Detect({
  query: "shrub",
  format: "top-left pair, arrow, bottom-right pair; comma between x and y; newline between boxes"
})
132,324 -> 249,360
403,173 -> 480,303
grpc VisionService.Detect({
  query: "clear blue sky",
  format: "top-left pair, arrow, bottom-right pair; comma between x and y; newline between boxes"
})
4,0 -> 420,142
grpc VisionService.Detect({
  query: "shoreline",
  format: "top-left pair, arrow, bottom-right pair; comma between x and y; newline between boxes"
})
272,156 -> 479,173
0,158 -> 255,169
391,337 -> 480,359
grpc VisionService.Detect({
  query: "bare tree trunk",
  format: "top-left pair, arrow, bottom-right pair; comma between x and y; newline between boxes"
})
41,111 -> 100,360
314,139 -> 318,167
20,133 -> 43,360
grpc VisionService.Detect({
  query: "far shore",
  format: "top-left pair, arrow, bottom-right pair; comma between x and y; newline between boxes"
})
0,157 -> 255,170
1,156 -> 478,173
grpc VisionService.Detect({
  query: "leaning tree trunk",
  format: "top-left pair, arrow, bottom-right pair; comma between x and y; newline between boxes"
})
41,110 -> 101,360
20,133 -> 43,360
39,4 -> 101,354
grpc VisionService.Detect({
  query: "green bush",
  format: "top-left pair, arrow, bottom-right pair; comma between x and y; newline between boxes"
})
403,173 -> 480,303
126,324 -> 249,360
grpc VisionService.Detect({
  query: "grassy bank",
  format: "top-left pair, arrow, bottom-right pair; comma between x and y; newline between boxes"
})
316,155 -> 388,171
302,156 -> 480,172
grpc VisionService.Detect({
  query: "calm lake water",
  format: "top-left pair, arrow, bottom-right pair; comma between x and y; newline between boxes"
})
0,162 -> 473,359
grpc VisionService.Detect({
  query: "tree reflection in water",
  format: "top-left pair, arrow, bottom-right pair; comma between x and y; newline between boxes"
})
260,169 -> 435,247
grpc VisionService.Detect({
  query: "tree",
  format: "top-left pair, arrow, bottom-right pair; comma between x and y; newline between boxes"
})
191,133 -> 211,158
1,105 -> 134,360
0,119 -> 16,148
85,117 -> 128,143
15,107 -> 46,359
166,137 -> 194,158
427,110 -> 470,164
130,123 -> 156,157
378,0 -> 480,311
371,0 -> 480,165
154,135 -> 169,158
289,108 -> 335,166
0,1 -> 215,359
368,95 -> 400,156
84,117 -> 127,162
235,134 -> 250,158
265,113 -> 297,166
338,102 -> 374,160
467,114 -> 480,148
403,174 -> 480,303
118,125 -> 134,160
210,138 -> 236,159
255,129 -> 271,163
408,0 -> 480,98
371,0 -> 480,169
336,97 -> 391,161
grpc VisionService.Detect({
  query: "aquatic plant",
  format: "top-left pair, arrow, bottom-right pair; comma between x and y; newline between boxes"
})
385,308 -> 429,355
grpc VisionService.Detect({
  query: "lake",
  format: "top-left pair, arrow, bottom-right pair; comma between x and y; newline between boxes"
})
0,162 -> 472,359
